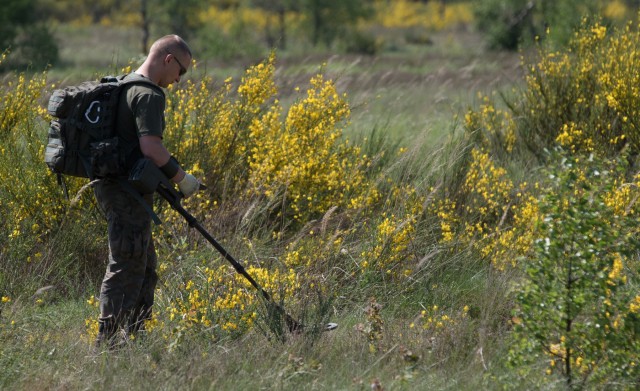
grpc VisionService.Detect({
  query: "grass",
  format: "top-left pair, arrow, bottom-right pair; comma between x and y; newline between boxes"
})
0,23 -> 528,391
48,24 -> 144,82
0,238 -> 514,389
1,295 -> 495,390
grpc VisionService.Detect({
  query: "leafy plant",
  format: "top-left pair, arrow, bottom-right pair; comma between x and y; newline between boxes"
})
508,151 -> 640,389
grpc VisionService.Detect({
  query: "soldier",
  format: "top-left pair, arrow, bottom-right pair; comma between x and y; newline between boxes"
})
94,34 -> 200,348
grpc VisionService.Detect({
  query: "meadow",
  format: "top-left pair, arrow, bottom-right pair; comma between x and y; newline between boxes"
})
1,8 -> 639,391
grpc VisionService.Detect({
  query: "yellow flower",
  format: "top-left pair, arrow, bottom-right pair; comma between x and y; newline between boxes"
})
630,296 -> 640,314
607,253 -> 624,284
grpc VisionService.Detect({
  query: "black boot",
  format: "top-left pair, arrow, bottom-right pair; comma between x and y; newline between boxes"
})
95,315 -> 125,350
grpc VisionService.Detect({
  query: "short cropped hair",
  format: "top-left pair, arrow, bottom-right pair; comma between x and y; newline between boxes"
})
150,35 -> 192,59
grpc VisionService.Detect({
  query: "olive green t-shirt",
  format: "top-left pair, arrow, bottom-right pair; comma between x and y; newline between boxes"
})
116,72 -> 166,167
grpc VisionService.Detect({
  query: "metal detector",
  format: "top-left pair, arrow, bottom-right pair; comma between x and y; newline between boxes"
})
129,158 -> 338,334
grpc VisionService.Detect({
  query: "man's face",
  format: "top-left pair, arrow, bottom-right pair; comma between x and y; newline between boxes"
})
159,52 -> 190,88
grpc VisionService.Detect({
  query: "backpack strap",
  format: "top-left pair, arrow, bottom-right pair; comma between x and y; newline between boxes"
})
116,177 -> 162,225
110,74 -> 165,225
113,74 -> 166,172
57,173 -> 70,200
116,74 -> 165,97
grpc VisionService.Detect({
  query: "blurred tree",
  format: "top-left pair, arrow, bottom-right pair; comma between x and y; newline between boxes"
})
1,0 -> 58,68
252,0 -> 300,50
300,0 -> 373,47
87,0 -> 119,23
1,0 -> 37,50
157,0 -> 208,41
474,0 -> 599,50
141,0 -> 150,53
37,0 -> 117,23
210,0 -> 242,8
36,0 -> 206,54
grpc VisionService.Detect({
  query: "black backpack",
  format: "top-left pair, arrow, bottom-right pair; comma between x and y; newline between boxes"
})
45,75 -> 160,179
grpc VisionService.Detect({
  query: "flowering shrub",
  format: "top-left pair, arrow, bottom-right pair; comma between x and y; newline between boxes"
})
603,0 -> 631,21
465,17 -> 640,160
360,184 -> 423,278
454,16 -> 640,270
464,93 -> 517,158
162,54 -> 375,228
246,73 -> 371,222
154,263 -> 299,342
199,5 -> 304,36
0,61 -> 107,295
0,70 -> 54,242
373,1 -> 473,31
517,19 -> 640,157
198,1 -> 474,38
430,147 -> 537,270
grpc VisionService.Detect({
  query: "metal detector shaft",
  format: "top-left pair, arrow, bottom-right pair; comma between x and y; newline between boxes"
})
156,187 -> 269,300
128,158 -> 335,333
154,185 -> 303,332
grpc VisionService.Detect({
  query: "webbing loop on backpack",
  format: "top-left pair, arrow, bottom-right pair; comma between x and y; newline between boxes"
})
84,101 -> 102,124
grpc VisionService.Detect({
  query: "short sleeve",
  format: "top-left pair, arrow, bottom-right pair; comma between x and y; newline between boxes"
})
128,87 -> 165,138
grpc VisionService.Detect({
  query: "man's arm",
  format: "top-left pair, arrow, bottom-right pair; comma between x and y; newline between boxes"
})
139,135 -> 200,197
139,135 -> 185,182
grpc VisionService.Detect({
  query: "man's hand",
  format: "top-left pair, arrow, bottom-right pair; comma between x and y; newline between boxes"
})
178,173 -> 199,197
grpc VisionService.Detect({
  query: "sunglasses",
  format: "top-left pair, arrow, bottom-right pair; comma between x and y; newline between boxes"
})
169,53 -> 187,76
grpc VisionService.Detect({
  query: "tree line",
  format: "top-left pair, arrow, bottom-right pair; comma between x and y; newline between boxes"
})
2,0 -> 377,69
2,0 -> 638,69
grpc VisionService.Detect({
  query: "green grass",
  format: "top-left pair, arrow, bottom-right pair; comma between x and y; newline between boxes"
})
0,230 -> 514,389
0,294 -> 492,390
48,24 -> 144,82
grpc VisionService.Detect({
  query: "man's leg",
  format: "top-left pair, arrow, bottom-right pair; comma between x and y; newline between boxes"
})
95,180 -> 152,347
128,238 -> 159,334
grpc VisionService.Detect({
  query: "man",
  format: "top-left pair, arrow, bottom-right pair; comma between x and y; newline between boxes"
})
94,34 -> 200,347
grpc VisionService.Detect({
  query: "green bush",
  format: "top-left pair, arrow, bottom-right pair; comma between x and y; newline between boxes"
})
0,0 -> 59,69
193,23 -> 265,62
507,151 -> 640,388
341,28 -> 380,55
13,23 -> 59,68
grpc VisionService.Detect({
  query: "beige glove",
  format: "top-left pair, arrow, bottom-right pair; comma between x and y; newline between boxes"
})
178,173 -> 200,197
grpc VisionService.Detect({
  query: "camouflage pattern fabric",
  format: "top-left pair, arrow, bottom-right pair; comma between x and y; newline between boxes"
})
94,177 -> 158,339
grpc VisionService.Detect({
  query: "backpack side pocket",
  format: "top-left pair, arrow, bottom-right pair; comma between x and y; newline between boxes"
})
44,120 -> 65,172
90,137 -> 125,178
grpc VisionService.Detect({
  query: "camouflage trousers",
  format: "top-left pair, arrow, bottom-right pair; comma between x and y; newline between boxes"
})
94,178 -> 158,339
